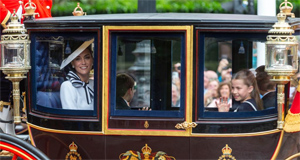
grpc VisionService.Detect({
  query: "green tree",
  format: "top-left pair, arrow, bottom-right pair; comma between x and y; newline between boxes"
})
51,0 -> 300,17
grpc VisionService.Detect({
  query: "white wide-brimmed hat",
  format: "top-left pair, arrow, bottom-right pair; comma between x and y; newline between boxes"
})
60,38 -> 94,70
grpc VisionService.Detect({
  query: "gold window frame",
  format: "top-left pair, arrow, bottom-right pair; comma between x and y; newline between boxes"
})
102,26 -> 193,136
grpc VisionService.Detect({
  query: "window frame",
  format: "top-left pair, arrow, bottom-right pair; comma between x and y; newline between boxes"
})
109,32 -> 186,118
196,30 -> 277,120
29,30 -> 101,119
103,26 -> 193,135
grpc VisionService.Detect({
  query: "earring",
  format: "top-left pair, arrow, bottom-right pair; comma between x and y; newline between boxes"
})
72,65 -> 74,68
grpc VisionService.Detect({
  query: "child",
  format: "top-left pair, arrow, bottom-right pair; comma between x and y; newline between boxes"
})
216,69 -> 263,112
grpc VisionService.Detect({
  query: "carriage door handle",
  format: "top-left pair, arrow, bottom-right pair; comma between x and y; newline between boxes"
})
175,121 -> 197,130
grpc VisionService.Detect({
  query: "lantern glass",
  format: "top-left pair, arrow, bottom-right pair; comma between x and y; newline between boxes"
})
265,43 -> 298,72
1,42 -> 30,69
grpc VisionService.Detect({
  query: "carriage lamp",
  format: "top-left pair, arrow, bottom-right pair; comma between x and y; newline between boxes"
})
265,0 -> 298,130
0,10 -> 31,124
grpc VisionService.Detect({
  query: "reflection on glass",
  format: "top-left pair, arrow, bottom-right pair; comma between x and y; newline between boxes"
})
252,42 -> 257,68
204,38 -> 232,111
203,36 -> 272,111
3,44 -> 24,67
116,36 -> 181,110
129,40 -> 151,108
266,44 -> 297,72
35,36 -> 65,109
172,83 -> 180,107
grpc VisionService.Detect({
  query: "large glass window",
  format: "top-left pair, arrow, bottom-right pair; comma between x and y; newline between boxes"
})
31,32 -> 98,116
110,32 -> 186,118
198,32 -> 277,118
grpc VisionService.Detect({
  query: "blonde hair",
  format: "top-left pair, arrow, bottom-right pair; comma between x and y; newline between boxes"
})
232,69 -> 263,110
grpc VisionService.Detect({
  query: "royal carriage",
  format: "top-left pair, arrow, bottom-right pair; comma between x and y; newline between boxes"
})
1,0 -> 300,159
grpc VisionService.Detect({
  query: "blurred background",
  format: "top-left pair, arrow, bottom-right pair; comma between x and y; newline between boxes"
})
52,0 -> 300,17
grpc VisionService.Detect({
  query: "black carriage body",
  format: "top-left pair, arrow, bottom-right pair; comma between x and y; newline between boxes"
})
24,13 -> 300,159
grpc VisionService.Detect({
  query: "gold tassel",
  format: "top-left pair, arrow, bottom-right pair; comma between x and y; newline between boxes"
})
284,110 -> 300,132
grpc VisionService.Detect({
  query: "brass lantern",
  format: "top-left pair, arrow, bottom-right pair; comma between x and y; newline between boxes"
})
0,10 -> 31,124
265,0 -> 298,130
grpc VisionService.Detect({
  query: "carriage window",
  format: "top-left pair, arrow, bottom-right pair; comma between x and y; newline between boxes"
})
110,32 -> 185,117
200,32 -> 276,118
31,32 -> 98,116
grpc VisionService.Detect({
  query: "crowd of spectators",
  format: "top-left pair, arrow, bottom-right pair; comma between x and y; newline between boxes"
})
204,57 -> 277,112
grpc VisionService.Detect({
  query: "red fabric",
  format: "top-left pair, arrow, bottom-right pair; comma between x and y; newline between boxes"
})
28,0 -> 52,18
0,1 -> 10,25
291,90 -> 300,114
1,0 -> 52,20
1,0 -> 20,12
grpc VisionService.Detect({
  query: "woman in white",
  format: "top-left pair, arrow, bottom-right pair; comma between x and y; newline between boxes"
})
60,39 -> 94,110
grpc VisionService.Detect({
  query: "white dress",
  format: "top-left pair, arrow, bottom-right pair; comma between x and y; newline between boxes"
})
60,79 -> 94,110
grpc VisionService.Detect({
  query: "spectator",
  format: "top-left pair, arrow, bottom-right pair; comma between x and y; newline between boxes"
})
217,58 -> 229,74
219,66 -> 232,82
206,82 -> 232,109
172,84 -> 180,108
204,70 -> 218,94
217,58 -> 232,82
204,79 -> 219,107
174,62 -> 181,78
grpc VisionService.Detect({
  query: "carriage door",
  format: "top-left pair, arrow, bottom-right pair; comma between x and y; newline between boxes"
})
191,29 -> 278,159
102,26 -> 194,157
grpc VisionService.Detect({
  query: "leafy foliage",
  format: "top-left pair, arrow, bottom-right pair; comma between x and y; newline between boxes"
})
156,0 -> 231,13
52,0 -> 138,16
51,0 -> 300,17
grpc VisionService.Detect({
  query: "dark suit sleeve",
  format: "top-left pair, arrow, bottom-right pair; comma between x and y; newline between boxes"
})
116,97 -> 130,110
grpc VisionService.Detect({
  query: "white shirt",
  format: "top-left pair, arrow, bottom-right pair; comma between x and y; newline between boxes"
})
60,79 -> 94,110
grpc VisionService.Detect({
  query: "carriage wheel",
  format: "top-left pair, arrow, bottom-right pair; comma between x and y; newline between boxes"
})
0,132 -> 49,160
